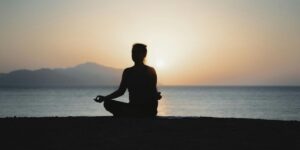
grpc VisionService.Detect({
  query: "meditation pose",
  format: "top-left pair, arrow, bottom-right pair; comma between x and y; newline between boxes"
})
94,43 -> 161,117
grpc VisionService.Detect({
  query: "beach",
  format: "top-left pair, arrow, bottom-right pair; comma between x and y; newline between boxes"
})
1,116 -> 299,150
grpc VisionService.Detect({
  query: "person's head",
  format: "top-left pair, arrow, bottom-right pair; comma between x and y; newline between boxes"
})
132,43 -> 147,64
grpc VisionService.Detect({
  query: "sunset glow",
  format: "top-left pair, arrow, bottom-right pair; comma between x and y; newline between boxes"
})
155,59 -> 166,70
0,0 -> 300,85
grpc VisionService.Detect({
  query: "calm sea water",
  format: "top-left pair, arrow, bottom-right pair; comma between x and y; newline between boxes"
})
0,86 -> 300,121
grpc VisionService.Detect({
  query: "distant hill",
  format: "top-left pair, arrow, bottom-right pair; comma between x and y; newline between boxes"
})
0,62 -> 122,87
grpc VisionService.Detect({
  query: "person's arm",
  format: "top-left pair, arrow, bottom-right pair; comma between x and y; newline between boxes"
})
151,68 -> 162,100
94,69 -> 127,102
104,69 -> 127,100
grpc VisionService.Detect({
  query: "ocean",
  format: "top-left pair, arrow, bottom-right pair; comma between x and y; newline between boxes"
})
0,86 -> 300,121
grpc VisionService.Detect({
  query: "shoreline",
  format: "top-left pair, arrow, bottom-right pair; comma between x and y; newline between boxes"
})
1,116 -> 300,150
1,115 -> 300,122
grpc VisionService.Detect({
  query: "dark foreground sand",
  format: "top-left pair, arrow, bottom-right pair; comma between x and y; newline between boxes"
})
1,116 -> 299,150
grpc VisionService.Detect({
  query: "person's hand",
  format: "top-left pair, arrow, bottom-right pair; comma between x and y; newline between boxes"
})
156,92 -> 162,100
94,95 -> 106,103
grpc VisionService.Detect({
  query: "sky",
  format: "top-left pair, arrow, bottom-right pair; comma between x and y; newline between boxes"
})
0,0 -> 300,85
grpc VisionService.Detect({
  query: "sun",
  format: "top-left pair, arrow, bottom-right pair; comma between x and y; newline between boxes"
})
146,57 -> 167,71
155,59 -> 166,70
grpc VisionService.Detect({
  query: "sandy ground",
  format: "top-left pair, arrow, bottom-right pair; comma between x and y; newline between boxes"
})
1,116 -> 299,150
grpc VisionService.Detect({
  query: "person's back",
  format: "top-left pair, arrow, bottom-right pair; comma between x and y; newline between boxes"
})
94,43 -> 161,117
125,65 -> 158,104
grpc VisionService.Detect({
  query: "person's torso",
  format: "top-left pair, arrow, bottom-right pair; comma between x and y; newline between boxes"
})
125,65 -> 157,104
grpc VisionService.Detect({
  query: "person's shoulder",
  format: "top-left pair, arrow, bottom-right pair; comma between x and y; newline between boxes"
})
123,67 -> 134,73
148,65 -> 156,70
145,65 -> 156,72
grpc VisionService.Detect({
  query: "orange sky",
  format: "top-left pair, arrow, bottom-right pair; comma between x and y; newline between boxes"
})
0,0 -> 300,85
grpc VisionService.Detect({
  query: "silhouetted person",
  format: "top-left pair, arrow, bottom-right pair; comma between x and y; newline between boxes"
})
94,43 -> 161,117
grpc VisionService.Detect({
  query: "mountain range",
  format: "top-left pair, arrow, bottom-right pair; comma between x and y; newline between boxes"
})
0,62 -> 122,87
